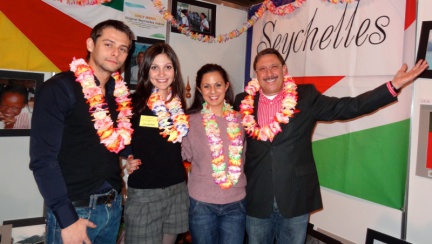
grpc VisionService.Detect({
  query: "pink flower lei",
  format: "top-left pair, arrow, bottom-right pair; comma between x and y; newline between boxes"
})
70,58 -> 133,153
239,75 -> 298,142
147,88 -> 189,143
202,102 -> 243,189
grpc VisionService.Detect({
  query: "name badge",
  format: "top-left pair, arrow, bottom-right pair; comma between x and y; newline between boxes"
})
139,115 -> 158,128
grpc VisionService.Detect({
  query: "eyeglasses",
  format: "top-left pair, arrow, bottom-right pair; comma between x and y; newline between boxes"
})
255,64 -> 283,74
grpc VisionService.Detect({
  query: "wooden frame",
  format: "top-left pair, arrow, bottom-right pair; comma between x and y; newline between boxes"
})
0,70 -> 45,136
3,217 -> 45,244
416,21 -> 432,79
171,0 -> 216,37
124,36 -> 165,90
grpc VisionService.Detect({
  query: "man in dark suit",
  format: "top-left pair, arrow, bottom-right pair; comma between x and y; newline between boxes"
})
234,48 -> 428,244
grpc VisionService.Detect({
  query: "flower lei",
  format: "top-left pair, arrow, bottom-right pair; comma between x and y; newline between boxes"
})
54,0 -> 358,43
53,0 -> 111,5
70,58 -> 133,153
149,0 -> 357,43
202,102 -> 243,189
239,75 -> 297,142
147,88 -> 189,143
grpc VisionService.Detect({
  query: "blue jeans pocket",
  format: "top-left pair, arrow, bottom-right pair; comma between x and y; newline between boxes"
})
75,207 -> 91,220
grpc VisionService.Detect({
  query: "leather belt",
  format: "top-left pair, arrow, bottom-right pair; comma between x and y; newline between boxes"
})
71,190 -> 116,208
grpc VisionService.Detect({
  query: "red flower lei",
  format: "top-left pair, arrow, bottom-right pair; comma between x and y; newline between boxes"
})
239,75 -> 297,142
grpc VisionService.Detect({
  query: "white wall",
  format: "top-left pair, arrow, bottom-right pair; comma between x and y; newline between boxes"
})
406,1 -> 432,243
0,4 -> 247,224
0,137 -> 44,222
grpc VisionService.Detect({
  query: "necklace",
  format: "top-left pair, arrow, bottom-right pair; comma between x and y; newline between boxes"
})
70,58 -> 133,153
239,75 -> 297,142
147,88 -> 189,143
202,102 -> 243,189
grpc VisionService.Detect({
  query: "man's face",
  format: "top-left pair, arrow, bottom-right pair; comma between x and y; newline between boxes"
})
86,27 -> 130,76
254,54 -> 287,96
0,92 -> 26,119
137,52 -> 144,66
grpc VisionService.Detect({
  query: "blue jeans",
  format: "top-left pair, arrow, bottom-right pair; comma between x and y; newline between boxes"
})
189,197 -> 246,244
246,199 -> 309,244
46,190 -> 122,244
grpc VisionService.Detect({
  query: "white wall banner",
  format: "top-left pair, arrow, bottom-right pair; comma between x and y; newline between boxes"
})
250,0 -> 405,77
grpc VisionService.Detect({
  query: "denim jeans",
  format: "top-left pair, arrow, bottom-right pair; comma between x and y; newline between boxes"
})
45,189 -> 122,244
246,199 -> 309,244
189,197 -> 246,244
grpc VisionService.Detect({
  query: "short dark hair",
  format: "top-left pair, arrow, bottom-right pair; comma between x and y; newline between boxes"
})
253,48 -> 285,70
0,84 -> 28,105
133,43 -> 186,114
86,19 -> 135,60
187,63 -> 234,115
200,13 -> 207,18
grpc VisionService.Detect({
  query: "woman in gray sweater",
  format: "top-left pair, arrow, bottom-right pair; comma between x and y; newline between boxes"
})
182,63 -> 246,244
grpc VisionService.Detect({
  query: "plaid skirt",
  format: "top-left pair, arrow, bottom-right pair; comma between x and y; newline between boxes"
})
124,182 -> 189,244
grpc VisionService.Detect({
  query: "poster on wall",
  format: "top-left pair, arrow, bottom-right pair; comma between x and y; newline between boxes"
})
171,0 -> 216,37
416,101 -> 432,179
0,70 -> 47,137
416,21 -> 432,78
124,37 -> 165,90
123,0 -> 169,40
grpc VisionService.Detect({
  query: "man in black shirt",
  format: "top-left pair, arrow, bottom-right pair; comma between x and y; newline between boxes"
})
30,19 -> 135,244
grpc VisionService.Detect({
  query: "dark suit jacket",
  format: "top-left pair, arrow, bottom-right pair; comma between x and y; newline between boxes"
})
234,83 -> 397,219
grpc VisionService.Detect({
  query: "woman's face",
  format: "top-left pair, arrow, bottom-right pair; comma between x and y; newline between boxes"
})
198,71 -> 229,113
149,53 -> 174,92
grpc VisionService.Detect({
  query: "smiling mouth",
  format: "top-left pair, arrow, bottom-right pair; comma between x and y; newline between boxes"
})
156,79 -> 169,83
264,76 -> 278,83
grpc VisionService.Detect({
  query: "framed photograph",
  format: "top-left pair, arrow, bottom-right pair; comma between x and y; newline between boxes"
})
365,228 -> 410,244
0,70 -> 46,137
416,21 -> 432,79
0,225 -> 12,244
416,103 -> 432,179
3,217 -> 45,244
124,36 -> 165,90
171,0 -> 216,37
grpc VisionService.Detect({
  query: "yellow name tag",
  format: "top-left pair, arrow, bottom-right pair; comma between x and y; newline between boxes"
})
139,115 -> 158,128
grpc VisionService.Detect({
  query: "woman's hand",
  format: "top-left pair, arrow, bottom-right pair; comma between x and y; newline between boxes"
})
126,155 -> 142,174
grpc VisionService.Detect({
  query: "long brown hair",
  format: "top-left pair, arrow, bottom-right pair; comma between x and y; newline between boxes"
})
132,43 -> 186,114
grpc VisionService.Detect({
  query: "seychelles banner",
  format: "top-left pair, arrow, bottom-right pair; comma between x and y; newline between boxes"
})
248,0 -> 415,209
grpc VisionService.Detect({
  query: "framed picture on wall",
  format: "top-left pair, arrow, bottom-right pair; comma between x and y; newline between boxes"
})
124,36 -> 165,90
0,224 -> 12,244
171,0 -> 216,37
0,70 -> 45,137
3,217 -> 45,244
416,103 -> 432,179
416,20 -> 432,79
365,228 -> 410,244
